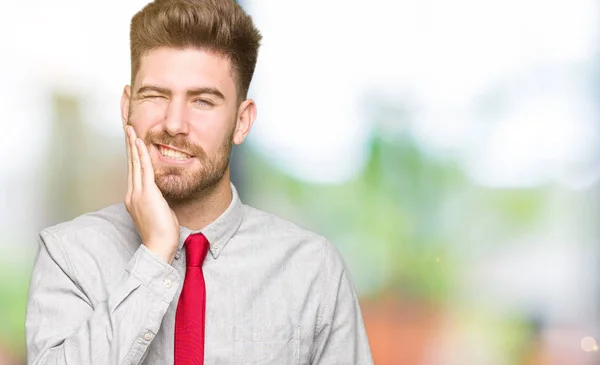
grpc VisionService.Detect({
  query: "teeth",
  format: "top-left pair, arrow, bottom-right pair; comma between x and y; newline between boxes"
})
159,146 -> 191,160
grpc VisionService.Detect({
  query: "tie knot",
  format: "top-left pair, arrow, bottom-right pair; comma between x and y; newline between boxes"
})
184,233 -> 209,267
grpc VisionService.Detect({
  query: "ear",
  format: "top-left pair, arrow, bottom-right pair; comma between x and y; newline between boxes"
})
120,85 -> 131,129
233,99 -> 257,145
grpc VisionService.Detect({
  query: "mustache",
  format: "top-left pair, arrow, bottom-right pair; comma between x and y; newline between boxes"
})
143,128 -> 206,158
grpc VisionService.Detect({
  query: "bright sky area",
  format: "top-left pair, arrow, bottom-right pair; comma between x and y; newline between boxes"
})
0,0 -> 598,187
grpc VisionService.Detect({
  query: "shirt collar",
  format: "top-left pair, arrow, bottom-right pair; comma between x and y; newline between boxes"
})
178,182 -> 243,259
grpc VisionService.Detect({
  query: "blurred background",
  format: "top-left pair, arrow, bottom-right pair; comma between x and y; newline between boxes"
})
1,0 -> 600,364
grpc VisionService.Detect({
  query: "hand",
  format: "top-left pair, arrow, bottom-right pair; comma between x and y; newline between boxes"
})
124,125 -> 180,264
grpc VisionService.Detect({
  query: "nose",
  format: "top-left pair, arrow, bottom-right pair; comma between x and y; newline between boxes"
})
164,99 -> 190,136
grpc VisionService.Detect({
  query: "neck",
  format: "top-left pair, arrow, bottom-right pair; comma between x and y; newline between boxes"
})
168,170 -> 233,231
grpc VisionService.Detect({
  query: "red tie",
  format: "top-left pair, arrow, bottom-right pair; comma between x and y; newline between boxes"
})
175,233 -> 209,365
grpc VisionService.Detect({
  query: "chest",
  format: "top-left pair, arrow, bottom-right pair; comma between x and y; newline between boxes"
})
144,255 -> 320,364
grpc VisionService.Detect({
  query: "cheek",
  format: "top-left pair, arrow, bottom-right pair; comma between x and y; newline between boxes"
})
190,108 -> 235,136
189,123 -> 233,155
130,101 -> 167,125
129,102 -> 168,138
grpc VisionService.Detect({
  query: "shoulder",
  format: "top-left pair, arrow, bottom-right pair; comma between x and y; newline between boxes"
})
239,204 -> 345,269
240,204 -> 325,244
41,202 -> 133,243
38,203 -> 138,268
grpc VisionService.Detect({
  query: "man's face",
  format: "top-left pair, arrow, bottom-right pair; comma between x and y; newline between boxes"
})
121,47 -> 252,201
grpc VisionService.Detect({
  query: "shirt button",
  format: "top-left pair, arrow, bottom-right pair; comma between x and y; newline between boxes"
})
144,332 -> 154,341
164,279 -> 172,289
174,252 -> 181,260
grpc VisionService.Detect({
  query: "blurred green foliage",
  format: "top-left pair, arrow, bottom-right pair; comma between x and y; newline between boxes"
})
0,94 -> 557,364
0,253 -> 31,357
244,126 -> 549,301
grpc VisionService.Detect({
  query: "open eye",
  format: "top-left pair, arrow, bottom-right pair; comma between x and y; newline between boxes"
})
194,99 -> 214,108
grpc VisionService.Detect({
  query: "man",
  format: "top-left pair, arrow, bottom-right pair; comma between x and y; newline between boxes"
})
25,0 -> 373,364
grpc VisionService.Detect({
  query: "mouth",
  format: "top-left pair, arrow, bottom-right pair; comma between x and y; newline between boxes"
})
155,144 -> 194,162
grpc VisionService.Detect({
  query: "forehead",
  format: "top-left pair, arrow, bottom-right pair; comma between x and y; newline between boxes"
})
135,47 -> 236,95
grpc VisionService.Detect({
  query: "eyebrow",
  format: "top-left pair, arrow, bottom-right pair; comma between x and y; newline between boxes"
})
136,85 -> 225,100
186,87 -> 225,100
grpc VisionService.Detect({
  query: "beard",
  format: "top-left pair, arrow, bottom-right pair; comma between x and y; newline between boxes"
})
141,126 -> 234,202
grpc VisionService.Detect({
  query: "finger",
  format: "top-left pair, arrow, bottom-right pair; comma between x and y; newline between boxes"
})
136,138 -> 155,188
129,127 -> 142,192
125,126 -> 133,200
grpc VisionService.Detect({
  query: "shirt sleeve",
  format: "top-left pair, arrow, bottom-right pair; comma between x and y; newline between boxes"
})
310,241 -> 374,365
25,230 -> 181,365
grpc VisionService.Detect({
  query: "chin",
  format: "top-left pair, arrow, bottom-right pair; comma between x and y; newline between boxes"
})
155,176 -> 194,201
157,173 -> 224,202
154,155 -> 230,201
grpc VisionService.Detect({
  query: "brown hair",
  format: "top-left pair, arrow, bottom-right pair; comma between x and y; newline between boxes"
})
129,0 -> 262,99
